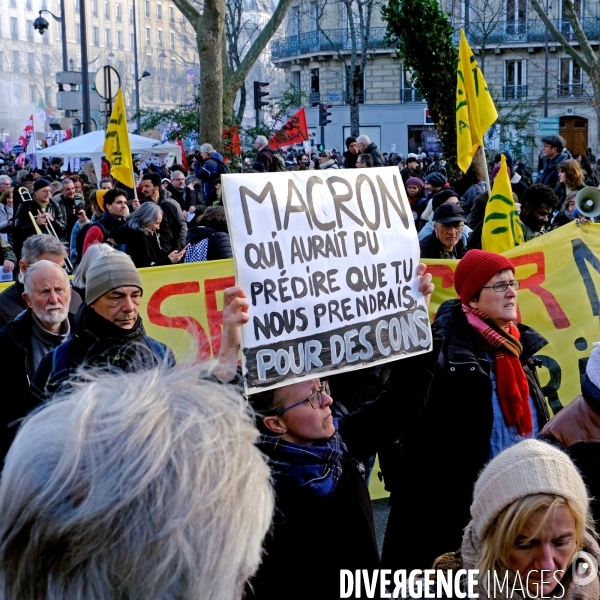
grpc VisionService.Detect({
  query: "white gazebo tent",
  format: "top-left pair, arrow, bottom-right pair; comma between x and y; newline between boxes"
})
36,130 -> 182,187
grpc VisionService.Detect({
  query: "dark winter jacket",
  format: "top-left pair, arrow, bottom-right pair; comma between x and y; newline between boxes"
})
343,150 -> 358,169
13,198 -> 67,255
539,375 -> 600,527
82,210 -> 127,255
537,151 -> 570,189
124,227 -> 173,268
184,226 -> 232,262
33,302 -> 175,399
193,152 -> 228,204
255,145 -> 277,173
0,309 -> 66,461
419,231 -> 467,259
381,299 -> 549,572
363,142 -> 385,168
141,191 -> 187,253
247,341 -> 440,600
400,165 -> 422,184
168,185 -> 204,212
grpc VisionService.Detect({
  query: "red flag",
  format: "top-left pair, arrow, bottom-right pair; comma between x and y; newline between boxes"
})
175,139 -> 188,171
268,108 -> 308,149
15,115 -> 34,152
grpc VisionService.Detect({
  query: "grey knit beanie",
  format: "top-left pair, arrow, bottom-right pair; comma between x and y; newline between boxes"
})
85,251 -> 143,305
471,439 -> 588,540
586,342 -> 600,389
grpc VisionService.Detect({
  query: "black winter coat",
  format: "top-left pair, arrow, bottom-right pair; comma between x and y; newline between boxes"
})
0,310 -> 59,461
33,302 -> 175,398
247,342 -> 440,599
539,375 -> 600,527
419,232 -> 467,259
363,142 -> 385,168
0,281 -> 26,327
124,227 -> 172,268
184,226 -> 232,262
13,198 -> 67,255
381,299 -> 549,572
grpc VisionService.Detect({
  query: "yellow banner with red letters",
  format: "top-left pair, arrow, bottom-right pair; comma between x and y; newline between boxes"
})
1,222 -> 597,413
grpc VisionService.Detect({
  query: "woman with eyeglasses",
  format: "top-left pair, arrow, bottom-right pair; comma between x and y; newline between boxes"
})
215,267 -> 439,600
381,249 -> 550,575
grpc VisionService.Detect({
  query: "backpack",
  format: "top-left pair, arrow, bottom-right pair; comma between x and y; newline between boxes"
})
211,156 -> 230,177
274,154 -> 286,172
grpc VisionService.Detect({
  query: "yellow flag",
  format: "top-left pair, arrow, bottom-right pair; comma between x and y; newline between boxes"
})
456,29 -> 498,173
103,88 -> 134,188
482,154 -> 524,252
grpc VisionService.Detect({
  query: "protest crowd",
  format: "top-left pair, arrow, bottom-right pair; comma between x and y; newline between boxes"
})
3,38 -> 600,600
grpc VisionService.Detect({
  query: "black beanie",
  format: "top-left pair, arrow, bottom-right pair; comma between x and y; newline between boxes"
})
431,188 -> 459,211
345,137 -> 356,149
33,178 -> 51,192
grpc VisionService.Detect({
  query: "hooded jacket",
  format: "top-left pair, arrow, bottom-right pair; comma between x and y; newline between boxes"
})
363,142 -> 385,167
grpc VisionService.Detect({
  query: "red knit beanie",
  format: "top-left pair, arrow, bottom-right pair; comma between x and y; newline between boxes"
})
454,249 -> 515,305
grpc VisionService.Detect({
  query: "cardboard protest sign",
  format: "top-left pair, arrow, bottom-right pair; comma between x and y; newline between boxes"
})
222,167 -> 432,393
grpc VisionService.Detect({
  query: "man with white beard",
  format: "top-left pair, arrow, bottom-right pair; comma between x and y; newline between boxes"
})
0,260 -> 70,462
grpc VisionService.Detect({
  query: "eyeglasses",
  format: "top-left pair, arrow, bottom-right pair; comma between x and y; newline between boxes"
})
275,381 -> 330,415
440,221 -> 464,231
481,280 -> 521,292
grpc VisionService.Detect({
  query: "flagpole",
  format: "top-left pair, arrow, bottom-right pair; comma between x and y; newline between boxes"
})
479,145 -> 491,195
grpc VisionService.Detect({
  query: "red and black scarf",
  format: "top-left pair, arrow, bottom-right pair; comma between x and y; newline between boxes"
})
462,305 -> 532,436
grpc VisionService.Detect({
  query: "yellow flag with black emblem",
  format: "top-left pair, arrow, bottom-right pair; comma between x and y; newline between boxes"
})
103,88 -> 134,188
482,154 -> 524,252
456,29 -> 498,173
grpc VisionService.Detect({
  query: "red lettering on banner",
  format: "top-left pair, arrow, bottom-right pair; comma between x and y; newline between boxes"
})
147,282 -> 212,361
511,252 -> 570,329
425,264 -> 455,288
204,276 -> 236,357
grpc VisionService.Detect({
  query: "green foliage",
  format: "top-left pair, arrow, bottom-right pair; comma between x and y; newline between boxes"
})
134,93 -> 201,140
485,88 -> 538,167
382,0 -> 458,177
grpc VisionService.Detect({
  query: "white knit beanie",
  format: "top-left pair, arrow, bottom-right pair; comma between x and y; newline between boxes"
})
471,439 -> 589,540
586,342 -> 600,389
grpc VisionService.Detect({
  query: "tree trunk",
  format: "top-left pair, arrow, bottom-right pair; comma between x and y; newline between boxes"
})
198,0 -> 226,150
236,84 -> 247,124
350,102 -> 360,137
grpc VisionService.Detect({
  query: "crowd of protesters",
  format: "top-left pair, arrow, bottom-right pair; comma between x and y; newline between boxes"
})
1,131 -> 600,599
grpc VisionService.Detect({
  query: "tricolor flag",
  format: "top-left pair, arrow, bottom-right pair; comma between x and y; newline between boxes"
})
14,115 -> 34,154
456,30 -> 498,173
37,98 -> 47,122
482,154 -> 524,252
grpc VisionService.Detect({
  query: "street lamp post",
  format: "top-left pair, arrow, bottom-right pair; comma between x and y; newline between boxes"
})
79,0 -> 91,133
133,0 -> 142,133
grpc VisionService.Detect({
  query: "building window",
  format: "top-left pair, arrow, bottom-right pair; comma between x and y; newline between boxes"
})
43,54 -> 51,74
93,27 -> 99,46
12,50 -> 19,73
14,83 -> 22,101
559,58 -> 583,96
26,20 -> 34,42
147,84 -> 153,101
158,60 -> 164,76
129,6 -> 134,23
28,52 -> 35,73
157,3 -> 162,19
506,0 -> 526,36
41,0 -> 48,9
159,86 -> 165,101
9,0 -> 17,7
170,31 -> 175,49
76,22 -> 81,42
26,0 -> 34,9
183,33 -> 188,50
130,33 -> 134,49
171,87 -> 177,102
0,52 -> 4,72
504,60 -> 527,99
30,84 -> 37,104
309,1 -> 318,32
105,29 -> 112,47
145,27 -> 151,45
170,57 -> 176,76
116,3 -> 122,21
145,0 -> 150,18
288,7 -> 299,36
345,66 -> 365,104
157,29 -> 163,46
10,17 -> 18,40
117,30 -> 123,49
92,0 -> 98,17
104,1 -> 110,19
75,1 -> 80,14
169,5 -> 174,22
452,0 -> 470,28
45,85 -> 51,105
401,68 -> 423,102
291,71 -> 301,90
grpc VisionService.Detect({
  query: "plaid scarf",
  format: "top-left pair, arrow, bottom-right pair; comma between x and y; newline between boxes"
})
259,422 -> 348,498
462,305 -> 533,436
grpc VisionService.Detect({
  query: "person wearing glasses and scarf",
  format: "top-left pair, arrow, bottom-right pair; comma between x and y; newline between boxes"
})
381,249 -> 550,575
214,267 -> 439,600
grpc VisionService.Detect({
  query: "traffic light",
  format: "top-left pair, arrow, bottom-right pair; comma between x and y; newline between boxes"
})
253,81 -> 269,111
319,103 -> 332,127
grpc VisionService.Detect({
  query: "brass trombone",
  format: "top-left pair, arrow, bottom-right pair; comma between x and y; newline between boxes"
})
20,186 -> 74,273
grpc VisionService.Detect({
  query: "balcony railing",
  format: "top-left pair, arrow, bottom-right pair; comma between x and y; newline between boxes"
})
503,85 -> 527,100
453,17 -> 600,45
343,90 -> 365,104
272,27 -> 388,59
558,83 -> 585,97
401,88 -> 424,103
309,91 -> 320,105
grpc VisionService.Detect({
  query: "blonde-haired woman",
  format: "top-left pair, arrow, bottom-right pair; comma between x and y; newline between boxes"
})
435,439 -> 600,599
